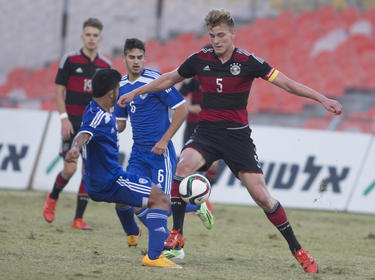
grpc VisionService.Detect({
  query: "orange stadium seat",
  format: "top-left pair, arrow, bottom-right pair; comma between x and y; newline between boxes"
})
316,5 -> 342,34
303,118 -> 332,130
337,120 -> 375,134
253,80 -> 281,112
332,43 -> 364,89
357,51 -> 375,89
6,67 -> 30,89
350,106 -> 375,121
112,55 -> 126,74
340,6 -> 360,29
296,11 -> 322,43
41,98 -> 56,111
363,8 -> 375,26
313,52 -> 345,97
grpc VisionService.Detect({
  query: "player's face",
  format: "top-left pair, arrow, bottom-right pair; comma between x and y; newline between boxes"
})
124,48 -> 145,77
208,23 -> 235,57
81,26 -> 102,52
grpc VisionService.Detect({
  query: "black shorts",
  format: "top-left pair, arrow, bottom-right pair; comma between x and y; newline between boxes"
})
183,125 -> 263,177
59,115 -> 82,158
183,121 -> 198,144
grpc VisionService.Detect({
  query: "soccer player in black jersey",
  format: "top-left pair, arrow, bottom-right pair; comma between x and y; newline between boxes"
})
43,18 -> 111,230
118,9 -> 342,274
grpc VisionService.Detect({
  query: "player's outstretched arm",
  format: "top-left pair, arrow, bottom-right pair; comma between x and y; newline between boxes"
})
151,102 -> 188,155
56,84 -> 74,140
271,71 -> 343,115
117,70 -> 185,107
65,132 -> 91,163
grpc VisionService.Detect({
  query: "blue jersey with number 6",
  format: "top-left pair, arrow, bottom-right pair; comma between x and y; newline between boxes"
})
114,69 -> 185,194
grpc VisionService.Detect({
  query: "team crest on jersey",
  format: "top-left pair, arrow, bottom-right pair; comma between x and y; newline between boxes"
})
230,63 -> 241,75
139,178 -> 148,184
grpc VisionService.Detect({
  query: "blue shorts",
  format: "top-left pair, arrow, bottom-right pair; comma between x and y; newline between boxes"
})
86,170 -> 152,208
127,142 -> 176,195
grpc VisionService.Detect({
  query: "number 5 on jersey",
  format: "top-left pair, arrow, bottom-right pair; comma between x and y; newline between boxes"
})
216,78 -> 223,93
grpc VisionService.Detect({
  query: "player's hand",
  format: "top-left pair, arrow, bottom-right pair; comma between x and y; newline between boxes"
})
321,98 -> 343,115
188,104 -> 202,115
117,91 -> 136,107
61,118 -> 74,140
65,148 -> 79,163
151,140 -> 168,155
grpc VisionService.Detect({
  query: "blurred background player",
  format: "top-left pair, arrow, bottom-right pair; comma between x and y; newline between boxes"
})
113,38 -> 214,259
43,18 -> 112,230
65,68 -> 180,268
117,8 -> 343,274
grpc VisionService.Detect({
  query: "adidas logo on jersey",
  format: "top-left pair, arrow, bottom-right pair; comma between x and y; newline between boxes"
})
75,67 -> 83,73
203,65 -> 211,71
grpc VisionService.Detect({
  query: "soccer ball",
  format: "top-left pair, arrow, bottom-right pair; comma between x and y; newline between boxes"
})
179,174 -> 211,205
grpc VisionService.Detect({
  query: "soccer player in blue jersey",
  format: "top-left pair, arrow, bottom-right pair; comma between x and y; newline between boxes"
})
118,9 -> 343,274
113,38 -> 214,259
64,68 -> 181,268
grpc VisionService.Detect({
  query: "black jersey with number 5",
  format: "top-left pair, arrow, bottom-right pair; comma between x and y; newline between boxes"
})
177,47 -> 278,128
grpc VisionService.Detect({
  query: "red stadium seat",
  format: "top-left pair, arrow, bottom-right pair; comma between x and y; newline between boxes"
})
296,11 -> 322,43
303,118 -> 332,130
337,120 -> 375,134
6,67 -> 30,89
316,5 -> 343,34
340,6 -> 360,29
332,43 -> 364,89
41,98 -> 56,111
312,52 -> 345,97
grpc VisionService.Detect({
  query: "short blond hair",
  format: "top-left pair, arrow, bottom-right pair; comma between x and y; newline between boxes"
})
205,8 -> 235,29
83,18 -> 103,31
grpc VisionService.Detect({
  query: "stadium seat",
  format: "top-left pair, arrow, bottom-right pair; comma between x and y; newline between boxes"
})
296,11 -> 322,43
41,98 -> 56,111
332,43 -> 364,89
337,120 -> 375,134
340,6 -> 360,29
112,55 -> 126,74
312,52 -> 345,97
317,5 -> 343,34
303,118 -> 332,130
6,67 -> 30,89
357,51 -> 375,89
349,106 -> 375,121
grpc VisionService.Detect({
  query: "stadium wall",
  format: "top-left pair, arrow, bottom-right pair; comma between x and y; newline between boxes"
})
1,108 -> 375,214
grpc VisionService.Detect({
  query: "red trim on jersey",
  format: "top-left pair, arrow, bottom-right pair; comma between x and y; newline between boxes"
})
66,104 -> 86,116
94,59 -> 111,68
69,55 -> 89,64
197,50 -> 217,62
199,76 -> 252,94
66,76 -> 93,93
199,109 -> 248,125
234,51 -> 250,62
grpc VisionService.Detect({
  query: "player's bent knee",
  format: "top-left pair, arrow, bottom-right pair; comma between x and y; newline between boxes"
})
148,185 -> 170,211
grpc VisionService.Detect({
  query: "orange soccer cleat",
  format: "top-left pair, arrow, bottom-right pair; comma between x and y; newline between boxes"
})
142,254 -> 182,268
164,229 -> 184,250
127,228 -> 142,247
43,193 -> 57,223
293,248 -> 318,274
71,218 -> 93,230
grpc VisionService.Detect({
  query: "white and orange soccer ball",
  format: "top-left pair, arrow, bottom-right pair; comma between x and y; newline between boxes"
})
179,174 -> 211,205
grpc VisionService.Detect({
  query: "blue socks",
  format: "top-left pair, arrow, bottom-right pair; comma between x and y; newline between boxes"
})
146,209 -> 169,260
136,208 -> 149,228
115,205 -> 139,236
186,204 -> 200,212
